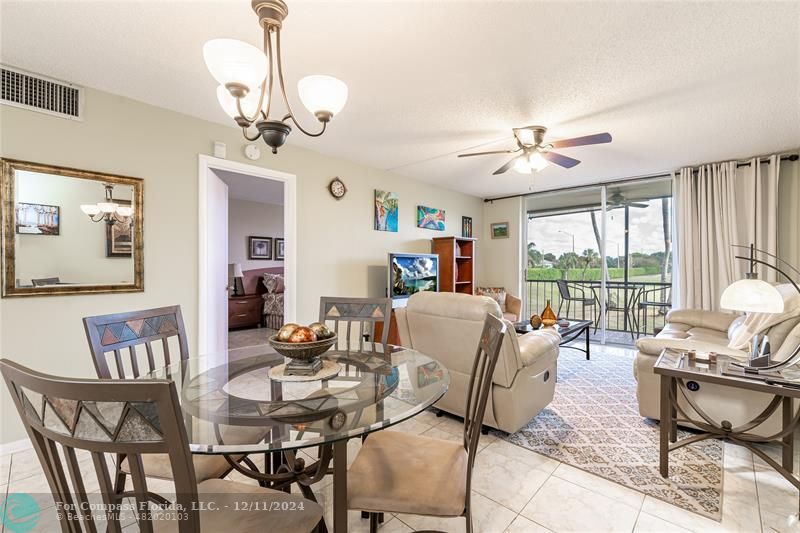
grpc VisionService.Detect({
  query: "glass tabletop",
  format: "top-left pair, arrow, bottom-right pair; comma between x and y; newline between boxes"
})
141,346 -> 449,454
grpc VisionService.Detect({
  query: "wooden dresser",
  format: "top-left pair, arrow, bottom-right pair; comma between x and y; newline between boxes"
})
228,294 -> 263,329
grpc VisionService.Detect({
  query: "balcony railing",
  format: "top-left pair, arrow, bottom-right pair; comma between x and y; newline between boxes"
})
525,278 -> 672,342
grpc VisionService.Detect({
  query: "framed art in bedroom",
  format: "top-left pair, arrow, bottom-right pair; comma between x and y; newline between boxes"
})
275,238 -> 285,260
248,236 -> 272,260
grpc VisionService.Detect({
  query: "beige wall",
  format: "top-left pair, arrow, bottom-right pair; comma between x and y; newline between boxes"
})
481,197 -> 524,306
779,158 -> 800,273
0,88 -> 484,444
228,199 -> 284,271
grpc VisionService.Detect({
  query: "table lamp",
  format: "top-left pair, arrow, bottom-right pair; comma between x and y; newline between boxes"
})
720,244 -> 800,374
229,263 -> 244,296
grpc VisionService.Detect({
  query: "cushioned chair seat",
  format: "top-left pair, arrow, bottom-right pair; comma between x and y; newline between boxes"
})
348,430 -> 467,516
154,478 -> 322,532
122,453 -> 237,482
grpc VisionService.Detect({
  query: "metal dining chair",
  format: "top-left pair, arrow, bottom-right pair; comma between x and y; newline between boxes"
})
636,285 -> 672,337
318,297 -> 392,352
0,358 -> 323,533
82,306 -> 252,494
347,313 -> 507,533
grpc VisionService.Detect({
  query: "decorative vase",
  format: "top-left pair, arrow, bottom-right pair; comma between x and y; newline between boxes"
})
541,300 -> 557,327
529,314 -> 542,329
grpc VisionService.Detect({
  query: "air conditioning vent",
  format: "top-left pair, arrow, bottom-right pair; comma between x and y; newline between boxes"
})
1,65 -> 83,120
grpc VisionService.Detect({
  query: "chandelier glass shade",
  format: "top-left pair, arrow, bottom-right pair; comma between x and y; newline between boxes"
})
203,1 -> 348,153
514,151 -> 550,174
80,184 -> 133,224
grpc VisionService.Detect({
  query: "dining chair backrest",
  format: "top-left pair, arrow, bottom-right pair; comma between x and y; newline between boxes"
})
0,358 -> 200,533
463,313 -> 506,482
83,306 -> 189,379
318,297 -> 392,352
32,277 -> 60,287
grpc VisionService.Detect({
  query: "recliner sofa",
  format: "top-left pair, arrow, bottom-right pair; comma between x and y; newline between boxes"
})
395,291 -> 560,433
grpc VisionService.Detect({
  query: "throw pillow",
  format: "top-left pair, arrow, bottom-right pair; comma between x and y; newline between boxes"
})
262,273 -> 285,294
476,287 -> 507,311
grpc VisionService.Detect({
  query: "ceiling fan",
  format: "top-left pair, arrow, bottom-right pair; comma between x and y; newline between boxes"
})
457,125 -> 612,175
607,191 -> 648,209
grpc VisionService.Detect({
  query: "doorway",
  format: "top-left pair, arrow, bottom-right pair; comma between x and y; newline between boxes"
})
197,155 -> 296,357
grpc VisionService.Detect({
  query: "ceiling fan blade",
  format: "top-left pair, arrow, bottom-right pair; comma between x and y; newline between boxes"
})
493,156 -> 520,175
543,151 -> 581,169
458,149 -> 518,158
550,132 -> 612,149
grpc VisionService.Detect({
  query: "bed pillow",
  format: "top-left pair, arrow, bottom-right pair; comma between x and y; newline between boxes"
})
262,273 -> 285,294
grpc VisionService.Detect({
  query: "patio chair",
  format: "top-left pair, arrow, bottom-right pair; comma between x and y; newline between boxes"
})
556,280 -> 598,322
636,285 -> 672,337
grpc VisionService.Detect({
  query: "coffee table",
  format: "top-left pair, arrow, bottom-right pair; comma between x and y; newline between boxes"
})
654,348 -> 800,505
513,319 -> 592,360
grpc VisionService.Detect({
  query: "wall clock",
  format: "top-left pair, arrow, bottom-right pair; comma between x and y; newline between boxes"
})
244,144 -> 261,161
329,177 -> 347,199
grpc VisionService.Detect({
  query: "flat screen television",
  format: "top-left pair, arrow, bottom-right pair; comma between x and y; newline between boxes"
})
388,253 -> 439,300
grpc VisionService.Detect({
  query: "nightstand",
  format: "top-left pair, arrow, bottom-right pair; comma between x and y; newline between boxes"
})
228,294 -> 262,329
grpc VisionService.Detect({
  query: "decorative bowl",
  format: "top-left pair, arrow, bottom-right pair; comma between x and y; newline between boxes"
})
268,333 -> 337,361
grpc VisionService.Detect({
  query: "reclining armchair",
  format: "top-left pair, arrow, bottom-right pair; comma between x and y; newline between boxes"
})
395,291 -> 560,433
634,303 -> 800,434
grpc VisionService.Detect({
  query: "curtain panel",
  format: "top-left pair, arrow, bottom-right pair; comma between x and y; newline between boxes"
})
674,157 -> 781,311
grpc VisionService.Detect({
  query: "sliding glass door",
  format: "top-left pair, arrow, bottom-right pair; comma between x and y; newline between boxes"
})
525,178 -> 673,345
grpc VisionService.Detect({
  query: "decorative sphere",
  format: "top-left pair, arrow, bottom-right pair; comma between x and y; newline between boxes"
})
277,323 -> 300,342
530,314 -> 543,329
308,322 -> 333,339
288,326 -> 317,343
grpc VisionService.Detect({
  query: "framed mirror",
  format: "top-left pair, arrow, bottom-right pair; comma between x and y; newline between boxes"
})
1,158 -> 143,297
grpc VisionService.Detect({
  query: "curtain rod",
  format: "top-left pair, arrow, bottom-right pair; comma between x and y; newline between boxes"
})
483,152 -> 799,203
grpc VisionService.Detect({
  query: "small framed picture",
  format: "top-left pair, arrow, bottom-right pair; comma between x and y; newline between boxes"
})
274,238 -> 285,260
15,202 -> 60,235
106,198 -> 132,257
491,222 -> 509,239
249,236 -> 272,260
462,216 -> 473,238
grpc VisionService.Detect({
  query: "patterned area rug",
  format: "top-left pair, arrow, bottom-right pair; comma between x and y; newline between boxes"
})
501,347 -> 724,520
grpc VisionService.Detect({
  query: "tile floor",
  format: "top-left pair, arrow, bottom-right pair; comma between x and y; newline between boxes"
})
2,343 -> 800,532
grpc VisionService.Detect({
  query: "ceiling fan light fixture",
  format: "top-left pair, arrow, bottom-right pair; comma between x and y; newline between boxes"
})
513,157 -> 532,174
203,38 -> 268,91
516,128 -> 535,145
529,151 -> 549,172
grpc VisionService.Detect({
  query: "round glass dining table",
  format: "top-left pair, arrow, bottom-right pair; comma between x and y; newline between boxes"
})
141,345 -> 449,532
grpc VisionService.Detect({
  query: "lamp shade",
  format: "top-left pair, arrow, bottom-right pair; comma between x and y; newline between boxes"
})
203,39 -> 268,92
720,278 -> 785,313
80,204 -> 100,216
513,157 -> 532,174
297,75 -> 348,117
529,151 -> 549,172
228,263 -> 244,278
216,85 -> 262,119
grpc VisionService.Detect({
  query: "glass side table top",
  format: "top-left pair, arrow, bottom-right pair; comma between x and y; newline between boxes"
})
142,346 -> 449,454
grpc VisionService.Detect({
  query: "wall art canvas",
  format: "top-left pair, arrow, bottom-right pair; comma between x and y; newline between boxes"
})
249,236 -> 273,260
491,222 -> 510,239
15,202 -> 60,235
374,189 -> 398,232
462,216 -> 473,238
274,238 -> 285,260
416,205 -> 445,231
106,198 -> 132,257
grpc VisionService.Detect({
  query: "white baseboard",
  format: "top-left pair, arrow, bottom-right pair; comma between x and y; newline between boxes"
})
0,437 -> 31,456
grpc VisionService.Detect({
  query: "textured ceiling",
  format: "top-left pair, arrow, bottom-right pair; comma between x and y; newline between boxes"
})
1,1 -> 798,198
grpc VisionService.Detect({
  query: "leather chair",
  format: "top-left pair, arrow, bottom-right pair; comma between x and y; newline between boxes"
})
634,305 -> 800,435
395,291 -> 560,433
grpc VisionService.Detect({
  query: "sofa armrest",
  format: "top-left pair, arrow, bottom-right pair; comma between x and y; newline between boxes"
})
505,294 -> 522,321
516,327 -> 561,367
635,336 -> 748,359
665,308 -> 737,332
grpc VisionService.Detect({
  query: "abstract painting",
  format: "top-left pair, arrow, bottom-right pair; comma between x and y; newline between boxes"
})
15,202 -> 60,235
416,205 -> 445,231
374,189 -> 398,232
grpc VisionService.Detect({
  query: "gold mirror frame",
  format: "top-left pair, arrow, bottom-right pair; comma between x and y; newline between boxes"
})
1,158 -> 144,297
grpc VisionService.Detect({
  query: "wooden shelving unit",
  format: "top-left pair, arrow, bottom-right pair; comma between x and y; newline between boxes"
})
432,236 -> 476,294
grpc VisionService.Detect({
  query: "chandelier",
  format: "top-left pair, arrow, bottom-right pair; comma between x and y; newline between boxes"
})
203,0 -> 348,154
79,184 -> 133,224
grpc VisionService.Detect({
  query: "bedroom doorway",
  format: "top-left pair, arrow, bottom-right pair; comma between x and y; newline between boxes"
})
197,155 -> 296,357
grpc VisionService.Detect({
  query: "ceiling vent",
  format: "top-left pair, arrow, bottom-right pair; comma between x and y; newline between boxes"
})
1,65 -> 83,120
